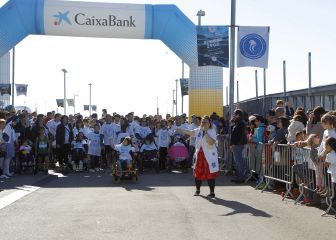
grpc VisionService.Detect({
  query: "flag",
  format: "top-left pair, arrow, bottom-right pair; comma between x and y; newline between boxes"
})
15,84 -> 28,96
56,99 -> 64,108
237,26 -> 270,68
92,105 -> 97,112
84,105 -> 89,111
0,84 -> 11,96
180,78 -> 189,96
67,99 -> 74,107
197,26 -> 229,67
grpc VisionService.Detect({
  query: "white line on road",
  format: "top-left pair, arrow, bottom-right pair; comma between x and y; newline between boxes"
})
0,185 -> 40,210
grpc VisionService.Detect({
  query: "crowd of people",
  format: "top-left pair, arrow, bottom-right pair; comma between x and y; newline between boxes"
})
1,100 -> 335,205
0,105 -> 223,185
230,100 -> 336,206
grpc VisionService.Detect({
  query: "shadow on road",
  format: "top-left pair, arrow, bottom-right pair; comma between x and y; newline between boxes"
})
204,196 -> 272,218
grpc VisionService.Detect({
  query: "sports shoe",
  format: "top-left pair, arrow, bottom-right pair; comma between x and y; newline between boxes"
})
89,169 -> 95,173
207,193 -> 216,199
95,168 -> 100,172
194,191 -> 200,196
0,174 -> 9,179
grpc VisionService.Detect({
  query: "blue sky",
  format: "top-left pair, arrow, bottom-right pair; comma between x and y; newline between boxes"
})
1,0 -> 335,116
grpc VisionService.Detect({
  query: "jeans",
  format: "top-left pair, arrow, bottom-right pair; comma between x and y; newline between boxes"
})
233,145 -> 246,181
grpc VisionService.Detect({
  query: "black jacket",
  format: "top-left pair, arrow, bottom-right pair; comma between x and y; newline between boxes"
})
56,123 -> 73,146
230,119 -> 247,145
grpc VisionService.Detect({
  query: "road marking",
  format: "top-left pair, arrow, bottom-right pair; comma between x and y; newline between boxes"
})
0,185 -> 40,210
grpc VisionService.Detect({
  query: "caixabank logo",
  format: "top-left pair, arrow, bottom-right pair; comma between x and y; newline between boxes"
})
53,11 -> 72,26
52,11 -> 136,28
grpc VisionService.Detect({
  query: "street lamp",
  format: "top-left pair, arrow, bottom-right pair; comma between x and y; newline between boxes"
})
74,94 -> 79,115
175,79 -> 178,116
61,68 -> 67,115
196,9 -> 206,26
88,83 -> 92,117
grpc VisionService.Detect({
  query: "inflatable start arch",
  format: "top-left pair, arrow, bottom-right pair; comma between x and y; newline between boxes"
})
0,0 -> 223,117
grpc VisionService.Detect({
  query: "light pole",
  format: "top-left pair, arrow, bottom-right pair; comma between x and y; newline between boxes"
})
197,9 -> 206,26
88,83 -> 92,117
175,79 -> 178,116
61,69 -> 67,115
74,94 -> 79,115
172,89 -> 175,117
12,47 -> 15,106
229,0 -> 236,119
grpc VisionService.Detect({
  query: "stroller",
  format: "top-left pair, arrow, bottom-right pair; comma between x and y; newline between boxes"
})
167,137 -> 189,173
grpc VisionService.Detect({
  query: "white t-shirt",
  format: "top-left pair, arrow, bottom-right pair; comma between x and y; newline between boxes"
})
189,123 -> 199,147
116,132 -> 130,145
136,126 -> 152,139
170,124 -> 189,137
72,140 -> 86,150
318,129 -> 336,156
193,127 -> 219,173
101,123 -> 116,146
87,132 -> 101,156
112,123 -> 121,143
115,144 -> 135,161
73,127 -> 84,138
46,119 -> 60,137
4,123 -> 16,144
156,129 -> 170,148
129,121 -> 140,135
326,150 -> 336,183
140,142 -> 158,152
83,127 -> 93,138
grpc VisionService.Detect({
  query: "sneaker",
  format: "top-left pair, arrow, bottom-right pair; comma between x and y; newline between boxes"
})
95,168 -> 100,172
194,191 -> 200,196
89,169 -> 95,173
0,174 -> 9,179
207,193 -> 216,199
6,172 -> 14,177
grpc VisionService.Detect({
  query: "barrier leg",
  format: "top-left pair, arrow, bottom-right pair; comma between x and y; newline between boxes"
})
295,184 -> 304,205
255,175 -> 264,190
282,183 -> 294,201
261,178 -> 270,193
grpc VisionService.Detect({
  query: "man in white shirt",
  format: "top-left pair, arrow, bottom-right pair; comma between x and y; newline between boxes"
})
169,115 -> 189,138
46,113 -> 61,140
127,113 -> 140,134
101,115 -> 116,168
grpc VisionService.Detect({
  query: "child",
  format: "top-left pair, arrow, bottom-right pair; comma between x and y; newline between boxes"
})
324,137 -> 336,202
19,139 -> 34,172
157,120 -> 171,170
139,135 -> 158,172
306,134 -> 323,192
35,127 -> 50,174
87,124 -> 103,172
317,114 -> 336,194
251,115 -> 266,184
71,132 -> 87,171
114,137 -> 135,175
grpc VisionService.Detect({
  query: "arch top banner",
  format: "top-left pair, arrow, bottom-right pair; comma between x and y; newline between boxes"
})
44,0 -> 146,39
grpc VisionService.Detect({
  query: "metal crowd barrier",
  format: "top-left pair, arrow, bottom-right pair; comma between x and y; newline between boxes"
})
261,143 -> 294,200
217,134 -> 232,172
245,142 -> 263,188
293,147 -> 317,204
322,172 -> 336,216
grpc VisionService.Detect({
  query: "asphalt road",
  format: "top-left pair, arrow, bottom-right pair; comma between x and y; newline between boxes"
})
0,171 -> 335,240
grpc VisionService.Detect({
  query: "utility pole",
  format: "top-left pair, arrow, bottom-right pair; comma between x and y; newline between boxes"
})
229,0 -> 236,118
61,68 -> 67,115
89,83 -> 92,117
